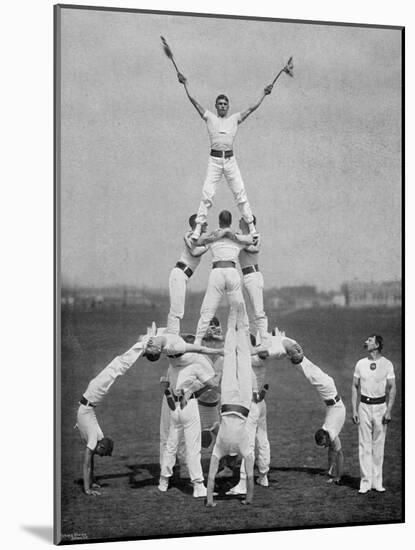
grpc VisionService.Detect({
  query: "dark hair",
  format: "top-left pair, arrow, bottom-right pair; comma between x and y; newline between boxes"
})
372,334 -> 384,351
314,429 -> 329,446
215,94 -> 229,104
145,351 -> 161,362
99,436 -> 114,456
219,210 -> 232,228
188,214 -> 197,229
250,333 -> 257,346
182,333 -> 196,344
209,316 -> 220,328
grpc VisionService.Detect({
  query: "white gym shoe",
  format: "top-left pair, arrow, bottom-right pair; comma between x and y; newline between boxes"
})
158,476 -> 169,492
226,482 -> 246,495
193,482 -> 207,498
256,474 -> 269,487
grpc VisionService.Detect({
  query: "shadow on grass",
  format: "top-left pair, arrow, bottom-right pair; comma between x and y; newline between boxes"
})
74,462 -> 360,494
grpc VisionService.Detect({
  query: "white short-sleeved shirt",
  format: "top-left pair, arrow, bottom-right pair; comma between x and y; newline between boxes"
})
297,357 -> 338,402
162,333 -> 187,356
353,356 -> 395,397
212,415 -> 252,459
177,231 -> 207,271
76,406 -> 104,451
203,110 -> 241,151
167,357 -> 214,393
210,237 -> 244,264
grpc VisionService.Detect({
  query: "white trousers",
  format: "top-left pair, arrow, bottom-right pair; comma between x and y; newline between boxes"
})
221,304 -> 252,411
243,272 -> 268,340
195,268 -> 246,343
160,398 -> 204,485
167,267 -> 188,335
212,307 -> 253,458
358,402 -> 387,490
239,400 -> 270,480
159,396 -> 187,468
196,156 -> 253,225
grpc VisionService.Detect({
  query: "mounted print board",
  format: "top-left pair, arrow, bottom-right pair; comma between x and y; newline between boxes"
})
54,4 -> 403,545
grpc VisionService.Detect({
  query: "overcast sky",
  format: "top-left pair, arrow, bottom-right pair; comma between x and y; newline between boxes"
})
59,7 -> 402,291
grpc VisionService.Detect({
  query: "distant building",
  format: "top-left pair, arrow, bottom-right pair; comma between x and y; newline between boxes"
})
342,280 -> 401,307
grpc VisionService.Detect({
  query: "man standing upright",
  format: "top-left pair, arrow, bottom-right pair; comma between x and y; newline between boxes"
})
238,216 -> 268,343
193,210 -> 255,345
351,335 -> 396,494
167,214 -> 209,334
177,72 -> 273,239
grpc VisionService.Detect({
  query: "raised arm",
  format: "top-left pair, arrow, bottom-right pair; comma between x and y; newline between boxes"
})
177,73 -> 205,118
239,84 -> 273,123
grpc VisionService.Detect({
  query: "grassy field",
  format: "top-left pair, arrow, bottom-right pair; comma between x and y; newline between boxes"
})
58,303 -> 403,544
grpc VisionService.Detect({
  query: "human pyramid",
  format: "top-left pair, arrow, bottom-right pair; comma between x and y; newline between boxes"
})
75,41 -> 395,504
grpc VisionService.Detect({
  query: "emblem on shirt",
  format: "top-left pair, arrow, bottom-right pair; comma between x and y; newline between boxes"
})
370,362 -> 377,371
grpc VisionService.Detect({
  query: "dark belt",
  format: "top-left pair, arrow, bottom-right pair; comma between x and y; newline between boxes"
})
324,394 -> 341,407
242,264 -> 260,276
80,395 -> 96,408
167,353 -> 184,359
173,393 -> 195,402
212,261 -> 236,269
175,261 -> 193,278
198,399 -> 220,407
361,394 -> 386,405
210,149 -> 233,158
221,404 -> 250,418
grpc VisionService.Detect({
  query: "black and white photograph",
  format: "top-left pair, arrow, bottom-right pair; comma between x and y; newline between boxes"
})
54,3 -> 403,546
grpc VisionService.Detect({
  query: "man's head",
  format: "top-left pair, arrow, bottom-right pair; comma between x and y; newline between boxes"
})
239,215 -> 256,234
144,336 -> 162,362
182,333 -> 196,344
219,210 -> 232,228
215,94 -> 229,118
189,214 -> 208,234
204,316 -> 223,342
95,436 -> 114,457
364,334 -> 383,352
314,429 -> 330,448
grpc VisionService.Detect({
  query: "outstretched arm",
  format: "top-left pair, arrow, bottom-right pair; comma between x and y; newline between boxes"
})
239,85 -> 273,123
184,234 -> 209,257
184,343 -> 224,356
177,73 -> 205,118
232,232 -> 258,246
195,228 -> 230,246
